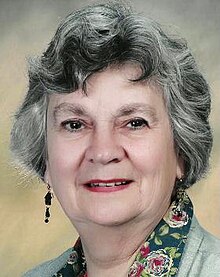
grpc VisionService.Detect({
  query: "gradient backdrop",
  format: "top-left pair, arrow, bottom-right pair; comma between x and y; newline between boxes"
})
0,0 -> 219,276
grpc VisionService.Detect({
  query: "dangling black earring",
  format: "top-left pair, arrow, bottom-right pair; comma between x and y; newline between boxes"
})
44,184 -> 53,223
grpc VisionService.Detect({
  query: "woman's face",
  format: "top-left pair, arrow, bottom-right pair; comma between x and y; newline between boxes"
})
46,64 -> 183,227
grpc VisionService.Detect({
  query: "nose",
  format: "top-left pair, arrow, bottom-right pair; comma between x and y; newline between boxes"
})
85,129 -> 126,165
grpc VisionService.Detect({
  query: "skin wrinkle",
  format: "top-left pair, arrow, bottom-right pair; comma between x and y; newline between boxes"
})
45,65 -> 182,276
79,213 -> 161,269
52,102 -> 159,127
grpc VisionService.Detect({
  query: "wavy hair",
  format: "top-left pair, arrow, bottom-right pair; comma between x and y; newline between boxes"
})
10,1 -> 212,187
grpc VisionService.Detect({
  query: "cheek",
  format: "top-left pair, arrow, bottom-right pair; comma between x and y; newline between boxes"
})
47,136 -> 84,182
129,138 -> 176,211
126,132 -> 177,198
126,137 -> 168,175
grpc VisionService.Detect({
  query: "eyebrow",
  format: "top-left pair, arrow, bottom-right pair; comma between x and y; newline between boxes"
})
113,103 -> 158,121
53,102 -> 90,122
53,102 -> 158,122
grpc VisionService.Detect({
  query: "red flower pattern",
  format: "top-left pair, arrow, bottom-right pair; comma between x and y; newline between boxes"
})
128,261 -> 145,277
140,242 -> 150,258
145,250 -> 173,276
164,202 -> 188,228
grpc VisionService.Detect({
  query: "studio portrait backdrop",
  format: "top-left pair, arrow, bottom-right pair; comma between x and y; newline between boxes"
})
0,0 -> 219,276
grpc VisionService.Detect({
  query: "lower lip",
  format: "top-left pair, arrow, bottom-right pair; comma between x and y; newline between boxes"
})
84,183 -> 131,193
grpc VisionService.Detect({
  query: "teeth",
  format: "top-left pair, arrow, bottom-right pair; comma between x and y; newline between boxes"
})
89,181 -> 129,187
99,183 -> 111,187
106,183 -> 114,187
115,182 -> 126,186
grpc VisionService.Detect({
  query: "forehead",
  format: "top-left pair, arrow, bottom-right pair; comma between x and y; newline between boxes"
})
47,64 -> 166,118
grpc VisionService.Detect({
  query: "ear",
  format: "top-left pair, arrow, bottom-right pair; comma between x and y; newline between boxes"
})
176,156 -> 184,179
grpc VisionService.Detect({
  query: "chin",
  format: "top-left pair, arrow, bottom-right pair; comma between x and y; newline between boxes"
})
84,207 -> 139,227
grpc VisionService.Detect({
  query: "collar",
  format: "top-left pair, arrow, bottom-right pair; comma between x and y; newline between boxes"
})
53,190 -> 193,277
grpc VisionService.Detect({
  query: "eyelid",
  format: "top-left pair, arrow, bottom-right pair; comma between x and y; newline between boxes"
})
124,117 -> 150,129
60,117 -> 92,125
61,118 -> 84,125
125,117 -> 149,124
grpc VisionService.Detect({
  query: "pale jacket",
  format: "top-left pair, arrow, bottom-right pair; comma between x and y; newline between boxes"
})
22,217 -> 220,276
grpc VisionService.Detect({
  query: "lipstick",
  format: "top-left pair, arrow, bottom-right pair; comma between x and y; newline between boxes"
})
83,179 -> 132,193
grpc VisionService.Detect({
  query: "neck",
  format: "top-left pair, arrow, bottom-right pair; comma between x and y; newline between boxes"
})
74,215 -> 162,277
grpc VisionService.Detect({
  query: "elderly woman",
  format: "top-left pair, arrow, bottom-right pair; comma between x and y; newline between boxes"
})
10,2 -> 220,277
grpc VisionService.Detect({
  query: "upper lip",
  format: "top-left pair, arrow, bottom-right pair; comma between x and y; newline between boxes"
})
83,179 -> 133,185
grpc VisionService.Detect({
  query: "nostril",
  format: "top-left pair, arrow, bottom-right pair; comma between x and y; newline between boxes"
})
88,157 -> 120,164
110,158 -> 121,163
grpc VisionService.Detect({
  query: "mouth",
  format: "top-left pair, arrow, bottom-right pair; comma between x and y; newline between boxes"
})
83,179 -> 133,192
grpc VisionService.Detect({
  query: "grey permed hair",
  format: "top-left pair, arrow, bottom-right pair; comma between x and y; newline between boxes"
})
10,1 -> 212,188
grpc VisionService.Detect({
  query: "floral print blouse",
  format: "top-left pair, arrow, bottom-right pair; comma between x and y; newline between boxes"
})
53,190 -> 193,277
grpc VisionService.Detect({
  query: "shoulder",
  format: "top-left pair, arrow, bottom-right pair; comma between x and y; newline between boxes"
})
178,216 -> 220,276
22,248 -> 73,277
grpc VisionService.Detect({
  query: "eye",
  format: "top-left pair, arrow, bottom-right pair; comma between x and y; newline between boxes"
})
126,118 -> 149,130
61,120 -> 85,132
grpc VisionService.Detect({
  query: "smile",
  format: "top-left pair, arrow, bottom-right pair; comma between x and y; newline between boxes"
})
83,179 -> 132,192
88,181 -> 129,187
